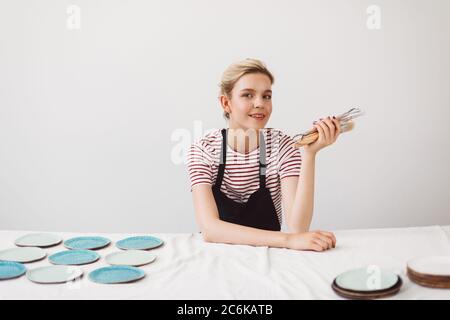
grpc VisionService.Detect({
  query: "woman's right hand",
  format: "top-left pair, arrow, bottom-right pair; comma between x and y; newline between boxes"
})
286,231 -> 336,251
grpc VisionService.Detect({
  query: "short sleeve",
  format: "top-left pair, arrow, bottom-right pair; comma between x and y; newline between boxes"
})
277,133 -> 301,180
187,142 -> 215,191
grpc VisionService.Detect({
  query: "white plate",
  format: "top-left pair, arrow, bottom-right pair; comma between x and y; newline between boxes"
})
105,250 -> 156,267
335,266 -> 399,292
26,265 -> 83,284
407,256 -> 450,277
15,233 -> 62,248
0,247 -> 46,263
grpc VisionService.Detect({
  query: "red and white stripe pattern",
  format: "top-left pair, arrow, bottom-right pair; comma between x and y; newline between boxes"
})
187,128 -> 301,224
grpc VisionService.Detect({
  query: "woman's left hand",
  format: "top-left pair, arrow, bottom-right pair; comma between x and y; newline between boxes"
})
303,116 -> 341,156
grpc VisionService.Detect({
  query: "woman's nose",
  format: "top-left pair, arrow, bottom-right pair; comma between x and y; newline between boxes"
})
254,98 -> 265,108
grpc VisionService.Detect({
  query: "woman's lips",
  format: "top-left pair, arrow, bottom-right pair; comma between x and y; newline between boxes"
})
249,114 -> 266,120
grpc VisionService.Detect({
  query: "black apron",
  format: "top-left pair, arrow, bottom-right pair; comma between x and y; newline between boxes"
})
212,128 -> 281,231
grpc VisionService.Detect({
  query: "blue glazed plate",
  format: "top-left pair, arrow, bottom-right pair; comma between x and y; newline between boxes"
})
89,266 -> 145,284
64,236 -> 111,250
116,236 -> 163,250
49,250 -> 100,265
0,261 -> 27,280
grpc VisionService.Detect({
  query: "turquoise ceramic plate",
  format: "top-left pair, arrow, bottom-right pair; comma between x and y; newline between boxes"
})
0,261 -> 27,280
335,266 -> 399,292
0,247 -> 46,263
116,236 -> 163,250
64,236 -> 111,250
49,250 -> 100,265
14,233 -> 62,248
89,266 -> 146,284
27,265 -> 83,284
105,250 -> 156,267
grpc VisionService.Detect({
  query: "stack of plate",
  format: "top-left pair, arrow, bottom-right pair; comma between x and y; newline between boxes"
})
407,256 -> 450,288
332,266 -> 402,299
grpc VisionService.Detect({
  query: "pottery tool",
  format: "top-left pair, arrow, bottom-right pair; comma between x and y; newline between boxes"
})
292,107 -> 365,148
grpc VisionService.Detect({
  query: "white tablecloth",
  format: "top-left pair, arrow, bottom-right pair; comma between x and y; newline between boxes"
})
1,226 -> 450,300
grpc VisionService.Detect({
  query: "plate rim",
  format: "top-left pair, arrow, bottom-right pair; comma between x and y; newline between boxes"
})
407,269 -> 450,288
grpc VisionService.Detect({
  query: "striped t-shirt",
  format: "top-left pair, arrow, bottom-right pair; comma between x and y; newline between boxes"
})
187,128 -> 301,225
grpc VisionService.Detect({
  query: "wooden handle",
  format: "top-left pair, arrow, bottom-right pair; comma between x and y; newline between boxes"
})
293,121 -> 354,148
295,131 -> 319,147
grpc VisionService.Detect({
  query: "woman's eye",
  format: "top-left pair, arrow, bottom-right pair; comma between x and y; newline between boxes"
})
241,93 -> 271,99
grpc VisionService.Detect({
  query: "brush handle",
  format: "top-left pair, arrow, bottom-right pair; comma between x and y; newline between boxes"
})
293,121 -> 354,148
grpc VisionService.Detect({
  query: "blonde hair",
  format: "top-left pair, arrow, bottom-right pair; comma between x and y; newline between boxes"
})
219,58 -> 275,120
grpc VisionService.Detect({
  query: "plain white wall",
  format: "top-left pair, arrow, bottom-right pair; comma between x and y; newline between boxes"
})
1,0 -> 449,233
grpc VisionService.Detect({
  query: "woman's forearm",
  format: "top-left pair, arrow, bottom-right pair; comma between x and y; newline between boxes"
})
203,219 -> 289,248
289,151 -> 317,233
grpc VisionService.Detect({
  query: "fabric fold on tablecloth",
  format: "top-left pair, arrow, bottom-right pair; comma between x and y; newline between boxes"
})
1,226 -> 450,299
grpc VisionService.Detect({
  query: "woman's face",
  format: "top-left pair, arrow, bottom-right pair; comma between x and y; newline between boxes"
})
222,73 -> 273,131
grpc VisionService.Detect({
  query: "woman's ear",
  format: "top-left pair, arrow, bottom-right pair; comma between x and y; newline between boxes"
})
219,95 -> 231,114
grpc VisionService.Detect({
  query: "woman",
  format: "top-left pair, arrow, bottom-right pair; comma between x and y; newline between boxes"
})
187,58 -> 341,251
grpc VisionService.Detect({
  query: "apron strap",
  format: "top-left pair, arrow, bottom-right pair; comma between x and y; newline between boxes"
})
259,130 -> 267,188
214,128 -> 227,188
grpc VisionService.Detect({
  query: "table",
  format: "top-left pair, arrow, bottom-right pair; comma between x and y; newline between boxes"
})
1,226 -> 450,299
